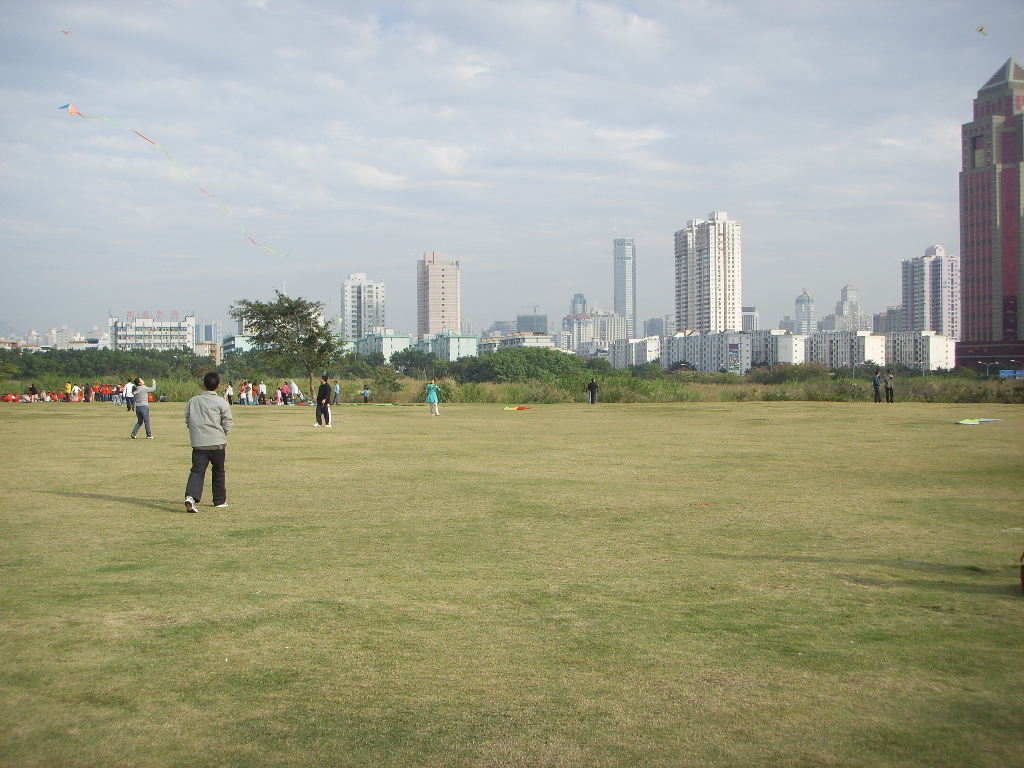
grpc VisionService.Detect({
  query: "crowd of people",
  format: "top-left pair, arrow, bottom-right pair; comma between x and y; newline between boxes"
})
1,381 -> 161,404
222,380 -> 309,406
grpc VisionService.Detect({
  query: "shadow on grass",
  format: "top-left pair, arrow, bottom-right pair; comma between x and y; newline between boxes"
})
42,490 -> 186,515
708,552 -> 1021,596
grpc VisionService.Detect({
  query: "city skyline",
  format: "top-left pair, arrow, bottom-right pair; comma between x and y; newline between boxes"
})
1,2 -> 1021,339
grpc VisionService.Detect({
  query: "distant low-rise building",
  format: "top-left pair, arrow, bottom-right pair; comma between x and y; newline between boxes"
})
221,335 -> 252,354
664,331 -> 751,374
498,333 -> 554,350
610,336 -> 661,369
417,332 -> 478,361
109,313 -> 196,352
357,328 -> 412,361
807,331 -> 885,369
885,331 -> 956,370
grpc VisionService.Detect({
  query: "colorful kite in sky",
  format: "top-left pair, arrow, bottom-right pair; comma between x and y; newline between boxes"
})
976,25 -> 987,35
59,104 -> 291,258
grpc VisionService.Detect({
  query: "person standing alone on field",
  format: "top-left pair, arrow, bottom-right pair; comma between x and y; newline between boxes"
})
587,378 -> 599,405
885,370 -> 895,403
131,378 -> 157,438
184,371 -> 233,513
872,370 -> 883,403
426,378 -> 441,416
332,380 -> 341,405
315,375 -> 333,427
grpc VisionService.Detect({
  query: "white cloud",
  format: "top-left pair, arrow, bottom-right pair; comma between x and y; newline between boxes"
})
0,0 -> 1021,335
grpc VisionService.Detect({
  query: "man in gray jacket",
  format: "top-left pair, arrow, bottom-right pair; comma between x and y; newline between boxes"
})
184,371 -> 233,513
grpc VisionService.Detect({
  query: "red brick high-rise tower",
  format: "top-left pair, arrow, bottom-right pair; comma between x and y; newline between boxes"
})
958,59 -> 1024,366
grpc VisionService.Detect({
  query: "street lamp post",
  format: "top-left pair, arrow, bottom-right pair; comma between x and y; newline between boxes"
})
978,360 -> 999,378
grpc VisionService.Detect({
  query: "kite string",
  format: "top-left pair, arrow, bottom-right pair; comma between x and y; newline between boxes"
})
61,105 -> 292,258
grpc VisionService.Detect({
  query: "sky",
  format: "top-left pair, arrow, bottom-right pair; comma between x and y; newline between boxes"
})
1,0 -> 1021,340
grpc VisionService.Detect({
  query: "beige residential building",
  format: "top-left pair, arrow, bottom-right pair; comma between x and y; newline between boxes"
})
416,251 -> 461,340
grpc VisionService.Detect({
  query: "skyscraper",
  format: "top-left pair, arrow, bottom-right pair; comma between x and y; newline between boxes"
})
958,58 -> 1024,364
901,245 -> 960,340
569,293 -> 588,316
820,285 -> 871,332
416,251 -> 461,340
341,273 -> 386,341
674,212 -> 742,334
613,237 -> 637,337
794,290 -> 814,335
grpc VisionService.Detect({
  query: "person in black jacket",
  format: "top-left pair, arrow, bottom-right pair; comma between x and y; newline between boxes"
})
587,378 -> 599,404
314,375 -> 332,428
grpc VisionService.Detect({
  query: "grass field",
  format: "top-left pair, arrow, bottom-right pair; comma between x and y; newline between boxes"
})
1,400 -> 1022,768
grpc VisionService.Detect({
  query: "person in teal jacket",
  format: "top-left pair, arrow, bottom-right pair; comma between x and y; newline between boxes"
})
426,379 -> 441,417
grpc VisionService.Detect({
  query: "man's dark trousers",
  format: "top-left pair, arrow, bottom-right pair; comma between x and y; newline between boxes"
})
186,447 -> 226,505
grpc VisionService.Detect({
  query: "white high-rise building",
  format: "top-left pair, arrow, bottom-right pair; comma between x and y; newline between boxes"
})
613,237 -> 637,337
674,212 -> 742,334
416,251 -> 461,340
902,245 -> 960,341
341,273 -> 386,341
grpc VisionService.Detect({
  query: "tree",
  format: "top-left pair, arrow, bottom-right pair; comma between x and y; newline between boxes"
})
229,291 -> 342,399
389,348 -> 449,378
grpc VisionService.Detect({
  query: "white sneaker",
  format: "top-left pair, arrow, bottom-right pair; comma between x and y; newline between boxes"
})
185,497 -> 198,514
313,423 -> 321,427
214,503 -> 229,508
325,423 -> 333,428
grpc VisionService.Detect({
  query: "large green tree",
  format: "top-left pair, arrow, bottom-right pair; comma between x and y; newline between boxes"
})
229,291 -> 341,399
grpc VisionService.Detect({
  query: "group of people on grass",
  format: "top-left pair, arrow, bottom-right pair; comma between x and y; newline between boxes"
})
3,381 -> 157,404
220,380 -> 308,406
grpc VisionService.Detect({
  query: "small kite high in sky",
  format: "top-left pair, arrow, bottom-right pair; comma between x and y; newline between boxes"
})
59,103 -> 291,258
976,25 -> 987,35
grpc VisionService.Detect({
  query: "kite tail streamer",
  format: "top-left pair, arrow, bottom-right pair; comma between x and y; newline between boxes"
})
59,104 -> 292,258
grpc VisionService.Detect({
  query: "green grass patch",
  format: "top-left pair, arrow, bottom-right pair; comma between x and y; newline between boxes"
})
0,401 -> 1022,767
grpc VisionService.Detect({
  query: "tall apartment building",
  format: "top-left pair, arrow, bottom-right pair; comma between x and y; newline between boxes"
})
416,251 -> 461,340
901,245 -> 960,340
959,58 -> 1024,364
674,212 -> 742,334
795,290 -> 815,335
341,273 -> 386,341
613,237 -> 637,337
